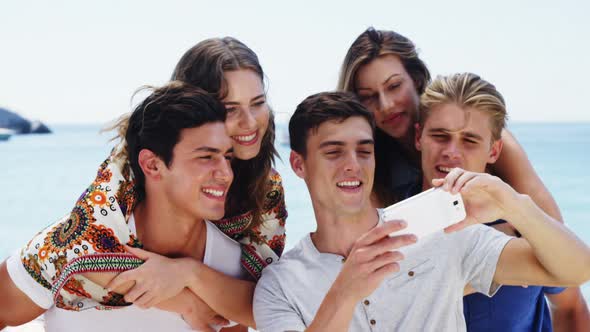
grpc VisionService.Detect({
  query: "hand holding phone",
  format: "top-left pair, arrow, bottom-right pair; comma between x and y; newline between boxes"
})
382,188 -> 466,239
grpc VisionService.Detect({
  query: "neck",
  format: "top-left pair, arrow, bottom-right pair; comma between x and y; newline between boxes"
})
133,196 -> 207,260
421,177 -> 432,192
310,204 -> 379,257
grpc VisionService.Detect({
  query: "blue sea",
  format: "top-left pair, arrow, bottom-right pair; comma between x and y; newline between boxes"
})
1,123 -> 589,302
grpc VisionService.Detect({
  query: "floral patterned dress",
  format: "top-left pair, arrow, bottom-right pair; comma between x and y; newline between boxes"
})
15,151 -> 287,311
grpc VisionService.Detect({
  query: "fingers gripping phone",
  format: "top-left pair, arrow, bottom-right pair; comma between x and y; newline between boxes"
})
382,187 -> 466,239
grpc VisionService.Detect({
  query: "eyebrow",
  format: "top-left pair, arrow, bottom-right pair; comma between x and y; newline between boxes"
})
463,132 -> 484,141
193,146 -> 234,154
427,128 -> 484,141
356,73 -> 401,91
318,139 -> 375,149
358,139 -> 375,146
223,94 -> 265,106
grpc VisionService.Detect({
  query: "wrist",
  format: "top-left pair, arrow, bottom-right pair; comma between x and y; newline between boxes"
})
325,282 -> 358,308
504,194 -> 536,228
310,286 -> 357,331
184,259 -> 204,291
176,257 -> 202,289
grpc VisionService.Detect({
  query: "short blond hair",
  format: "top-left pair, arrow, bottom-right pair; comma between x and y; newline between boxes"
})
419,73 -> 507,140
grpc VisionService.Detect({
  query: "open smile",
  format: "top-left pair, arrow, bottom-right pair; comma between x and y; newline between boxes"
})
336,180 -> 362,193
232,130 -> 259,146
435,165 -> 460,176
201,187 -> 226,201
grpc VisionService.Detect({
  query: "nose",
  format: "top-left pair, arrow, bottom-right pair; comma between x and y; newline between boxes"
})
378,92 -> 394,113
442,140 -> 462,161
214,157 -> 233,184
343,151 -> 361,173
238,107 -> 256,129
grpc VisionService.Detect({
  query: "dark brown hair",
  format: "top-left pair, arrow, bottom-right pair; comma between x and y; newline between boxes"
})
289,91 -> 375,157
120,82 -> 226,201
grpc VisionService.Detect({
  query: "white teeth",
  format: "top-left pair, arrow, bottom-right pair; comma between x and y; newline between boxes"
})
233,132 -> 257,142
438,166 -> 453,173
202,188 -> 224,197
337,181 -> 361,188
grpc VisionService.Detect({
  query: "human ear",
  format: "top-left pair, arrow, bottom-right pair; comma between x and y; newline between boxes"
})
415,123 -> 423,151
289,151 -> 306,179
487,139 -> 503,164
138,149 -> 164,180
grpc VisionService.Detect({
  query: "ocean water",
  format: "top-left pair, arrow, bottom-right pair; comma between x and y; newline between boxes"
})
0,123 -> 589,302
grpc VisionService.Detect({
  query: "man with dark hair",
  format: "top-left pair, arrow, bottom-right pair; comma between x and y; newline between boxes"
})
0,83 -> 239,331
253,91 -> 590,331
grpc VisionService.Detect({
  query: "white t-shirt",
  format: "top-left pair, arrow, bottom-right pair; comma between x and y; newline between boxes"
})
254,217 -> 512,332
7,218 -> 246,332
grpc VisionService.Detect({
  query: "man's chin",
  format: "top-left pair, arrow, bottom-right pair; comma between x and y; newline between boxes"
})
336,201 -> 366,215
422,175 -> 435,190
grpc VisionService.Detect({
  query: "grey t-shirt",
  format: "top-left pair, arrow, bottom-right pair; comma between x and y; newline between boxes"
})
253,221 -> 512,332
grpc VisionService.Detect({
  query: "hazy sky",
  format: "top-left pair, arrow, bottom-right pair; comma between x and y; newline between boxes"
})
1,0 -> 589,124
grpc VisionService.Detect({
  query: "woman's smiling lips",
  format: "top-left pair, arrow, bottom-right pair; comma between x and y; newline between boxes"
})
383,112 -> 405,125
232,130 -> 259,146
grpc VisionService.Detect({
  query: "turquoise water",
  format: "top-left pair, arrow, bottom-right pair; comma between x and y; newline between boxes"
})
0,123 -> 589,301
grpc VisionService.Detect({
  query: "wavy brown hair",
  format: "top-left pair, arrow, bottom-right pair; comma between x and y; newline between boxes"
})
338,28 -> 431,206
172,37 -> 278,231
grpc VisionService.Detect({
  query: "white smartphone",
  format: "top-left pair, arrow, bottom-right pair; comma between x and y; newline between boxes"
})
382,187 -> 466,239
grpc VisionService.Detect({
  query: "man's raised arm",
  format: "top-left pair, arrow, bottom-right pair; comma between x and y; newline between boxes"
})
438,168 -> 590,287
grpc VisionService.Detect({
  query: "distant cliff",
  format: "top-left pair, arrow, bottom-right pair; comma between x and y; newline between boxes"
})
0,107 -> 51,134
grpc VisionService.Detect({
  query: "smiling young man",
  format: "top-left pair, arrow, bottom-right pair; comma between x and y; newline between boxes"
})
253,90 -> 590,331
0,83 -> 246,332
415,72 -> 590,332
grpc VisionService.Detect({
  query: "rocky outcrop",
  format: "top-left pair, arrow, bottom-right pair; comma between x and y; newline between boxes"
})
0,107 -> 51,134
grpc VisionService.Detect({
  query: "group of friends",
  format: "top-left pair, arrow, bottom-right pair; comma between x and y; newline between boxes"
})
1,28 -> 590,332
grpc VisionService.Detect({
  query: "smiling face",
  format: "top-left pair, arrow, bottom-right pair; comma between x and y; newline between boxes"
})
355,54 -> 420,141
416,103 -> 503,189
157,122 -> 234,221
222,69 -> 270,160
290,117 -> 375,217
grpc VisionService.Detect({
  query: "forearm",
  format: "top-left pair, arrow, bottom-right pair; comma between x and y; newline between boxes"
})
220,325 -> 248,332
306,288 -> 356,332
154,287 -> 197,315
493,129 -> 563,221
508,195 -> 590,284
188,263 -> 255,328
0,261 -> 47,326
553,304 -> 590,332
549,289 -> 590,332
